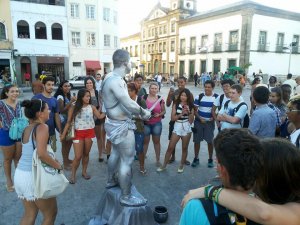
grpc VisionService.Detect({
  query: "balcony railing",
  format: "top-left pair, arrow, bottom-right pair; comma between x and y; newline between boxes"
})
179,48 -> 186,55
275,45 -> 284,53
292,46 -> 299,53
12,0 -> 65,6
257,43 -> 269,52
227,43 -> 238,51
213,45 -> 222,52
189,48 -> 196,54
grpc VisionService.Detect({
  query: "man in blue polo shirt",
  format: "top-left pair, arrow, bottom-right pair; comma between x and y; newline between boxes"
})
32,76 -> 61,152
192,80 -> 218,168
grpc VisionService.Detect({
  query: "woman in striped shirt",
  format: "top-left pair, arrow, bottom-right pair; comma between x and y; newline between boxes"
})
157,89 -> 194,173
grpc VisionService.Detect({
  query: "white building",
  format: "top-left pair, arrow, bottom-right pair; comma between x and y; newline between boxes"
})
67,0 -> 119,78
178,1 -> 300,78
10,0 -> 69,84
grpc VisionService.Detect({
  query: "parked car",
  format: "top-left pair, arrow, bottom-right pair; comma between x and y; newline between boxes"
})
146,75 -> 155,83
68,76 -> 86,88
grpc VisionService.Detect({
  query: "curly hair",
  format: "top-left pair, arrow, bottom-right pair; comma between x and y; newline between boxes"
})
127,82 -> 138,93
54,80 -> 71,104
214,129 -> 264,190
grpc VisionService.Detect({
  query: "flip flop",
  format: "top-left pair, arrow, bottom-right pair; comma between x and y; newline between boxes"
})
82,174 -> 91,180
69,179 -> 76,184
140,169 -> 147,175
6,185 -> 14,192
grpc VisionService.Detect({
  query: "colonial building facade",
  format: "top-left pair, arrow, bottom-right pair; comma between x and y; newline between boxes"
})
10,0 -> 69,84
0,0 -> 14,80
121,0 -> 300,80
0,0 -> 119,84
67,0 -> 119,77
140,0 -> 197,78
178,1 -> 300,79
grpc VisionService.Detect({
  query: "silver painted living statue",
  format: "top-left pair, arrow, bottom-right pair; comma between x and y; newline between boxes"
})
101,49 -> 151,207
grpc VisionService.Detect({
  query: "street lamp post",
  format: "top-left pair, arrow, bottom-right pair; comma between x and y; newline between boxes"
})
283,42 -> 297,74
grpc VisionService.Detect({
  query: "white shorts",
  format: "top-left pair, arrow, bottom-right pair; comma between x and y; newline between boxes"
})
14,168 -> 36,201
173,121 -> 192,137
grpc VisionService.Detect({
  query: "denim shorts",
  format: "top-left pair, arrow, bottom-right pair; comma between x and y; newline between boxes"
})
0,128 -> 17,146
144,121 -> 162,136
134,131 -> 145,153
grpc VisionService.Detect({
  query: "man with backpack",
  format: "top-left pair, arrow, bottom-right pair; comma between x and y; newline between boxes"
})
212,79 -> 235,131
180,129 -> 263,225
192,80 -> 218,168
217,84 -> 248,130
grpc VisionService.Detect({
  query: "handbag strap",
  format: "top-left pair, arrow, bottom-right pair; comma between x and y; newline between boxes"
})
147,96 -> 163,112
31,123 -> 40,150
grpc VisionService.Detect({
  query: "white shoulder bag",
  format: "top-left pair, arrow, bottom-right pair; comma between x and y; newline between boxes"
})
31,124 -> 69,199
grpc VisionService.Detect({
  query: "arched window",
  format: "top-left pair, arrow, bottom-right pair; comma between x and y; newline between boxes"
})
17,20 -> 30,38
35,22 -> 47,39
51,23 -> 62,40
0,22 -> 6,40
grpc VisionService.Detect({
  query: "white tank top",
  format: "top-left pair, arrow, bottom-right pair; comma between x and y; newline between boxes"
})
74,105 -> 95,130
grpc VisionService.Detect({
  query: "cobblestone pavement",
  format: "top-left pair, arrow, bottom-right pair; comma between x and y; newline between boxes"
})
0,83 -> 251,225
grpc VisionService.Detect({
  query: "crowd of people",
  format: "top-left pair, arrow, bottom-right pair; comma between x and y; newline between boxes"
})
0,63 -> 299,224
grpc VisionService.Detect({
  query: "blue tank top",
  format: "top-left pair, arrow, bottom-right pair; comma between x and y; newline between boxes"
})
17,128 -> 36,172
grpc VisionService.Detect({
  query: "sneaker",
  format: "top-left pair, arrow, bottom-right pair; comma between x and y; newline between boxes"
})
207,159 -> 214,168
177,166 -> 184,173
156,167 -> 166,172
191,158 -> 199,167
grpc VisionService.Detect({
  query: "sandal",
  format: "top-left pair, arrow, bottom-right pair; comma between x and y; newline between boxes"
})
140,169 -> 147,175
69,177 -> 76,184
6,185 -> 15,192
82,174 -> 91,180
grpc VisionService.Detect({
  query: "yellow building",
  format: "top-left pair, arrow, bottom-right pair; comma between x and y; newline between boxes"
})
121,0 -> 197,79
0,0 -> 14,80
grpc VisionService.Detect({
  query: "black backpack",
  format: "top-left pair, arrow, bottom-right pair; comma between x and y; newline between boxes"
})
200,198 -> 261,225
224,100 -> 249,128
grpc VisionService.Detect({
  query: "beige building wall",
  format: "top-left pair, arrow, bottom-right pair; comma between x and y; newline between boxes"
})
0,0 -> 13,49
120,33 -> 141,74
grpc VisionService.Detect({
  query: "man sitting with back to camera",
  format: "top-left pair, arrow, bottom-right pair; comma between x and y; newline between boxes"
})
180,129 -> 263,225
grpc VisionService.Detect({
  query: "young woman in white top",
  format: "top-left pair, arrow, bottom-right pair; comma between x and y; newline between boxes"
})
157,89 -> 194,173
61,89 -> 105,184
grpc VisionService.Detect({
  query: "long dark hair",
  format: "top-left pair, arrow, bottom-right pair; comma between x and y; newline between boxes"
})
255,138 -> 300,204
84,77 -> 95,90
72,88 -> 91,119
270,87 -> 283,105
0,85 -> 17,99
175,88 -> 194,110
54,80 -> 71,104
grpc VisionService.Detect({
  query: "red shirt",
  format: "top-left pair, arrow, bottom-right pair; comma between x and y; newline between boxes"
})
24,73 -> 30,80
